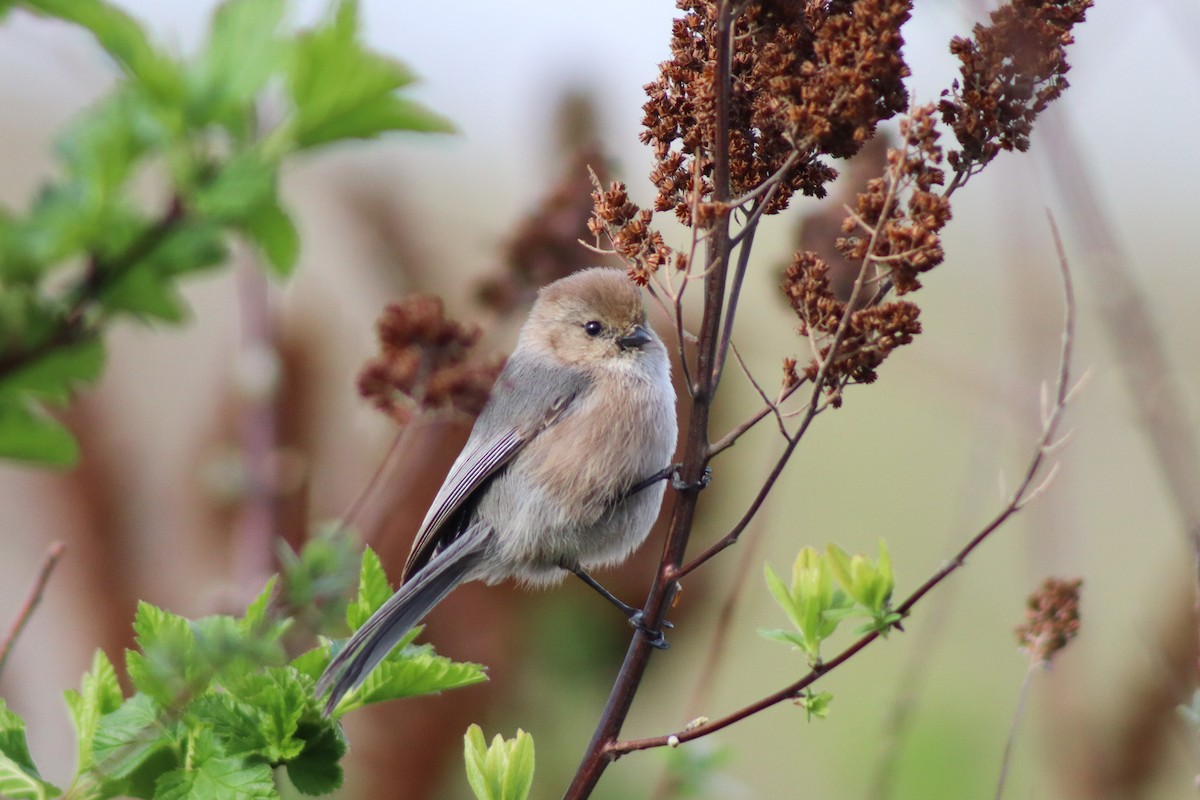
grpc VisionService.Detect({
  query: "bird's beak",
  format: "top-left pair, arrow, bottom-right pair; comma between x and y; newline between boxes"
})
617,324 -> 653,351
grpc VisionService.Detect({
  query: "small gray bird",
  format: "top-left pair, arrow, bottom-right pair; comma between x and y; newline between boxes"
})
317,267 -> 678,714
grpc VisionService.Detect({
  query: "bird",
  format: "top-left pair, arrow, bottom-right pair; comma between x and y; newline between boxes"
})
316,267 -> 678,714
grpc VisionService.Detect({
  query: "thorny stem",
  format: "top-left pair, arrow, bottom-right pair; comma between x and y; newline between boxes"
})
0,542 -> 66,678
610,213 -> 1078,757
563,3 -> 737,796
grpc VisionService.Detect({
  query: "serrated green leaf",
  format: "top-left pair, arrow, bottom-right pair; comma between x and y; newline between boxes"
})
188,694 -> 264,758
92,693 -> 167,781
187,0 -> 286,131
346,547 -> 392,630
0,401 -> 80,466
288,646 -> 327,682
288,0 -> 448,149
0,753 -> 60,800
191,152 -> 277,224
0,339 -> 105,406
0,700 -> 40,778
98,265 -> 188,322
240,196 -> 299,277
125,602 -> 198,706
284,721 -> 345,796
154,755 -> 276,800
220,668 -> 305,762
338,645 -> 486,713
56,89 -> 163,209
295,94 -> 453,148
64,650 -> 124,778
23,0 -> 182,103
240,575 -> 278,634
97,218 -> 228,322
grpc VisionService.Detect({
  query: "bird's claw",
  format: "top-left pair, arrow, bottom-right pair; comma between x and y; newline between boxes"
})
671,464 -> 712,492
628,611 -> 671,649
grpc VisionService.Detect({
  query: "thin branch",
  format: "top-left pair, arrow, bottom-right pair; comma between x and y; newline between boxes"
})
711,210 -> 758,385
611,216 -> 1077,756
0,542 -> 66,678
728,341 -> 789,441
994,662 -> 1038,800
707,376 -> 808,457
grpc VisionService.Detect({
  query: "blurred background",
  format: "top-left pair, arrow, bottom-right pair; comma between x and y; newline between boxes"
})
2,0 -> 1199,797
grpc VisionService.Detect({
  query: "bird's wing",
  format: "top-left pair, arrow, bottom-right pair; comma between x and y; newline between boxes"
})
401,375 -> 582,581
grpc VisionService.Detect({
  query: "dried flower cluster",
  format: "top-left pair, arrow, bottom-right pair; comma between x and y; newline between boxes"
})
939,0 -> 1092,181
358,296 -> 503,425
838,106 -> 950,295
588,177 -> 675,286
1015,577 -> 1082,664
781,106 -> 947,399
641,0 -> 911,226
478,146 -> 613,313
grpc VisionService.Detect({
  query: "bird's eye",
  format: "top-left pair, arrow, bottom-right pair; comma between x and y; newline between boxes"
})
583,321 -> 603,337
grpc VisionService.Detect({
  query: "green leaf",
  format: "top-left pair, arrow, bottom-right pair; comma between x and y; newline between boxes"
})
240,196 -> 300,277
0,339 -> 105,406
190,152 -> 278,224
154,753 -> 276,800
188,0 -> 287,130
276,528 -> 360,637
56,89 -> 164,210
92,693 -> 169,781
64,650 -> 124,778
288,647 -> 327,683
338,645 -> 486,713
0,700 -> 55,797
125,602 -> 198,706
757,628 -> 807,650
97,219 -> 229,322
284,721 -> 345,796
220,669 -> 305,762
0,401 -> 80,467
796,690 -> 833,721
288,0 -> 450,149
763,562 -> 802,633
98,266 -> 188,322
240,575 -> 278,635
346,547 -> 392,630
22,0 -> 182,103
295,94 -> 453,148
0,753 -> 60,800
463,725 -> 534,800
825,540 -> 895,618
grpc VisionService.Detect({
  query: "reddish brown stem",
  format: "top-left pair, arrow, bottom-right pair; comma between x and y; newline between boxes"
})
562,3 -> 737,796
0,542 -> 66,678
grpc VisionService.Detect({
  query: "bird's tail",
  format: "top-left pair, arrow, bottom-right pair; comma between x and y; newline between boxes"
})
316,529 -> 487,715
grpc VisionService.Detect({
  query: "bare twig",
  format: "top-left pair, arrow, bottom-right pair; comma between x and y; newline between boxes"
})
707,376 -> 808,457
0,542 -> 66,678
